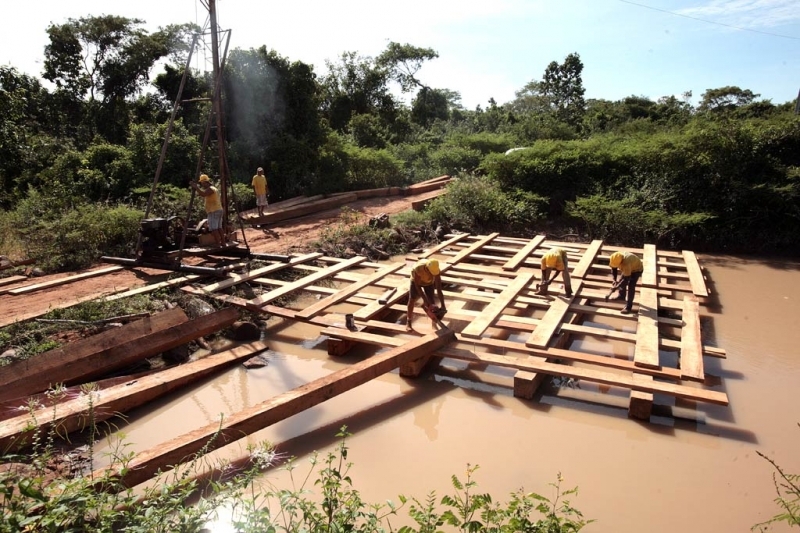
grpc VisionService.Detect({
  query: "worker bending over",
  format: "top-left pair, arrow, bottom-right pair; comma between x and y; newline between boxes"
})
608,251 -> 644,314
537,247 -> 573,297
406,258 -> 446,331
190,174 -> 226,248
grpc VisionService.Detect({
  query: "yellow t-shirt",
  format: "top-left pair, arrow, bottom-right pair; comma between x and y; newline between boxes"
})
252,174 -> 267,196
204,186 -> 223,213
611,252 -> 643,277
541,248 -> 566,271
411,260 -> 436,286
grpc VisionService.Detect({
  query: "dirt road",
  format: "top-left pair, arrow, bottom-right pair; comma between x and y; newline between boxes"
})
0,194 -> 425,327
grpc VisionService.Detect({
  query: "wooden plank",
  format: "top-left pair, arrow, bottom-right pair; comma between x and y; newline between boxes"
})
245,193 -> 358,225
296,262 -> 404,319
642,244 -> 657,287
0,275 -> 26,288
451,232 -> 499,264
629,374 -> 654,420
95,330 -> 455,488
680,295 -> 704,381
0,341 -> 269,451
0,307 -> 188,402
198,253 -> 322,293
319,321 -> 683,381
319,327 -> 726,405
8,266 -> 123,295
502,235 -> 546,271
571,240 -> 604,279
461,273 -> 534,339
682,250 -> 709,297
0,258 -> 35,271
633,288 -> 660,369
526,280 -> 582,348
0,307 -> 239,402
420,233 -> 471,259
411,189 -> 448,211
104,275 -> 200,301
250,256 -> 366,307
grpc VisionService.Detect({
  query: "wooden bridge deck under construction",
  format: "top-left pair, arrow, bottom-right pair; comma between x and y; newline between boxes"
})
183,233 -> 727,421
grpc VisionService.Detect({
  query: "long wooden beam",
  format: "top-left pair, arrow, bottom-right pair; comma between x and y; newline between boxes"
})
104,275 -> 200,301
197,253 -> 322,293
420,233 -> 471,259
319,327 -> 726,405
682,250 -> 709,297
8,266 -> 124,295
0,341 -> 269,452
0,308 -> 188,402
633,288 -> 660,369
296,262 -> 404,319
250,256 -> 366,307
502,235 -> 545,271
450,232 -> 499,264
526,280 -> 583,348
461,273 -> 534,339
642,244 -> 657,287
0,307 -> 239,402
94,330 -> 455,489
679,295 -> 704,381
571,240 -> 604,279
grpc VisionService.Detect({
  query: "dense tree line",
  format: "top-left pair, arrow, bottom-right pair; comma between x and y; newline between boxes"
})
1,13 -> 799,267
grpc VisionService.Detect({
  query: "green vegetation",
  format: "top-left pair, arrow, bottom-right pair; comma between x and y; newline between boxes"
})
2,15 -> 799,270
0,423 -> 589,532
752,426 -> 800,531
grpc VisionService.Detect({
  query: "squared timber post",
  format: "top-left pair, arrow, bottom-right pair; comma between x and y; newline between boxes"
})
514,370 -> 546,399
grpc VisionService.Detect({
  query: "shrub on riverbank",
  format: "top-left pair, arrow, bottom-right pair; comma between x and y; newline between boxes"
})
0,426 -> 592,532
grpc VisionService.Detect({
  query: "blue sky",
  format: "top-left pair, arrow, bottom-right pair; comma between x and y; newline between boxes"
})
4,0 -> 799,109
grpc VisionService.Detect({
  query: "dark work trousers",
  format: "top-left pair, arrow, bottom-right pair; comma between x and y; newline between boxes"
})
617,271 -> 642,311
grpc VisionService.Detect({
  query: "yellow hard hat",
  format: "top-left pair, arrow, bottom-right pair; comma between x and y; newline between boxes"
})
199,174 -> 210,182
427,259 -> 440,276
609,252 -> 624,269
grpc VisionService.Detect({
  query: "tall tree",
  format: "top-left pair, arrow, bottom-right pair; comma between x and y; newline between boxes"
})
699,86 -> 760,112
376,42 -> 439,92
43,15 -> 196,143
540,52 -> 586,128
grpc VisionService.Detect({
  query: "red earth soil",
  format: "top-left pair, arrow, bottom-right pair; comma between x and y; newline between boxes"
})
0,194 -> 431,327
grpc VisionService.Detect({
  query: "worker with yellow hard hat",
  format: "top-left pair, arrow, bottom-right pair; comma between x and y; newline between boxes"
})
406,258 -> 446,331
537,247 -> 573,297
608,251 -> 644,314
190,173 -> 226,248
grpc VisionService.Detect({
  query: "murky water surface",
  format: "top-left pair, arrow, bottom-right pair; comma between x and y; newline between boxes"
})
102,255 -> 800,532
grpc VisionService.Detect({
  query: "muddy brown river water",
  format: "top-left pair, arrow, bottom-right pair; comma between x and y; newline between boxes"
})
99,254 -> 800,532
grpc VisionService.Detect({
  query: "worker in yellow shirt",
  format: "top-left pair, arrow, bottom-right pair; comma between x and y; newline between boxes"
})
608,251 -> 644,314
406,258 -> 446,331
190,174 -> 226,248
537,247 -> 573,297
251,167 -> 269,217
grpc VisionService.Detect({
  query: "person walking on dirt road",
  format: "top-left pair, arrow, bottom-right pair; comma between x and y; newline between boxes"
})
608,251 -> 644,314
252,167 -> 269,217
537,247 -> 573,297
406,258 -> 447,331
190,174 -> 226,248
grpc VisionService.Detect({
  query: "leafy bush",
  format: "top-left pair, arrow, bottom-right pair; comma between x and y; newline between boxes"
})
426,176 -> 547,234
566,194 -> 712,247
8,190 -> 141,271
342,144 -> 406,190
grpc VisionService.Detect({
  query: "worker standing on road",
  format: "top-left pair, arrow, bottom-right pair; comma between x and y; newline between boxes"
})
608,251 -> 644,314
252,167 -> 269,217
190,174 -> 226,248
406,258 -> 446,331
537,247 -> 573,297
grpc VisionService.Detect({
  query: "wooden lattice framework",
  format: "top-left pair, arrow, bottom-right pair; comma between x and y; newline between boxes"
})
183,233 -> 728,420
